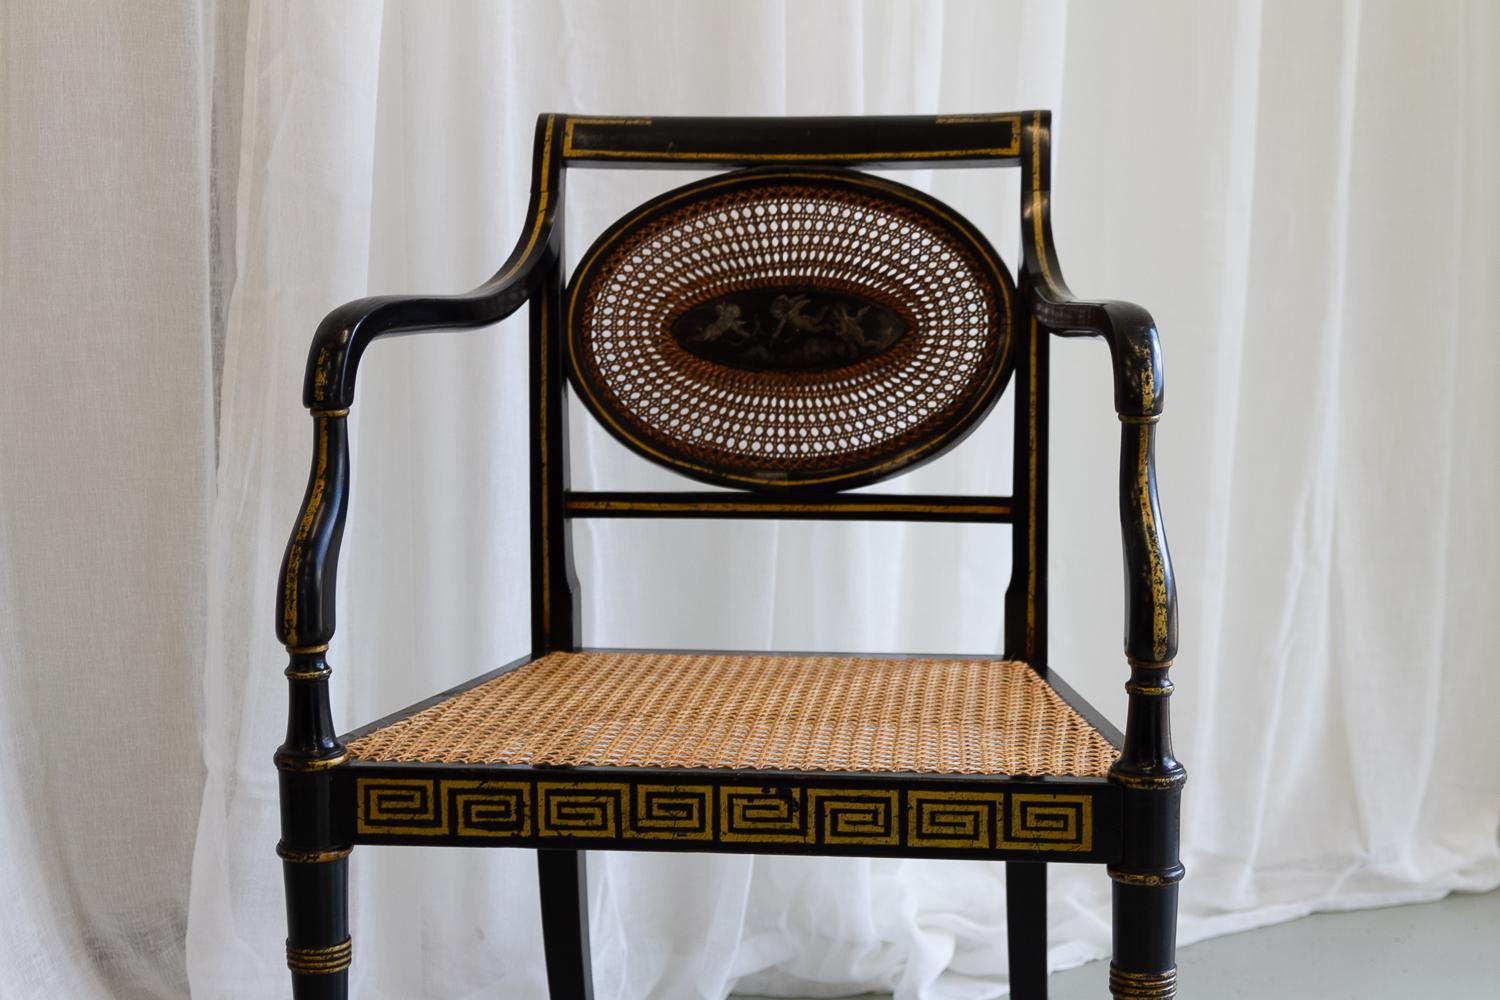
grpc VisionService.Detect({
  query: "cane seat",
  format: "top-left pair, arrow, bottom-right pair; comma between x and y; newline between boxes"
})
344,652 -> 1118,776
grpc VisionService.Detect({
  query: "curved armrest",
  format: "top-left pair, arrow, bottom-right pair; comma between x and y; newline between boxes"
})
304,131 -> 564,407
281,269 -> 550,641
279,259 -> 556,646
305,270 -> 550,410
1018,110 -> 1162,420
1020,112 -> 1176,665
1032,292 -> 1163,420
278,116 -> 562,655
305,117 -> 562,410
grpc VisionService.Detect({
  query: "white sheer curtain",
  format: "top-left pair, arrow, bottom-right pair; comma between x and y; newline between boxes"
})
1,3 -> 217,997
3,2 -> 1498,998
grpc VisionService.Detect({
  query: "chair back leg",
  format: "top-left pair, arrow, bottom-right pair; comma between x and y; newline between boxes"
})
1006,861 -> 1048,998
539,848 -> 595,1000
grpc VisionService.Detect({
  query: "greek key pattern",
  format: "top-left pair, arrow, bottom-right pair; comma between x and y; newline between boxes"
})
355,778 -> 1096,854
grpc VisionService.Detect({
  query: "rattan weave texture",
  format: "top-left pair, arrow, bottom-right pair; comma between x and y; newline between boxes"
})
345,652 -> 1118,777
569,172 -> 1013,488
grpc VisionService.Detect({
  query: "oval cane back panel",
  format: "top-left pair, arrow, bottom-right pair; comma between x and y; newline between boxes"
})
566,168 -> 1015,490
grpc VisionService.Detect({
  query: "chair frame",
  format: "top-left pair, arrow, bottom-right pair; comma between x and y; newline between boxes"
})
275,112 -> 1182,999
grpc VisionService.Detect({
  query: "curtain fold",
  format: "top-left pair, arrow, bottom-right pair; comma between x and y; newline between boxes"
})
1,2 -> 1496,998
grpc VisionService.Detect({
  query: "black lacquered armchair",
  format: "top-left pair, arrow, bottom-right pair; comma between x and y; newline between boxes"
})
275,112 -> 1183,999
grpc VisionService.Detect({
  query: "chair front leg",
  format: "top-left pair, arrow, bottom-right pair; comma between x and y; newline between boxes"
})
1107,660 -> 1185,999
281,848 -> 351,1000
1108,874 -> 1179,999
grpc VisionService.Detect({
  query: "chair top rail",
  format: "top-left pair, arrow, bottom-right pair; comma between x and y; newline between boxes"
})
559,113 -> 1027,169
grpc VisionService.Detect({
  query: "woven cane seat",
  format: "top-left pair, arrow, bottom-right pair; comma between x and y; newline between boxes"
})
565,169 -> 1016,490
345,652 -> 1118,777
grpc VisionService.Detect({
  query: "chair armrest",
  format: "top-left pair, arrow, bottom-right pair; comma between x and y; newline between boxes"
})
280,250 -> 556,650
1032,286 -> 1178,667
1019,111 -> 1161,419
1019,110 -> 1176,667
304,115 -> 562,411
1032,291 -> 1163,420
1029,287 -> 1177,670
304,267 -> 551,410
279,250 -> 553,646
279,115 -> 562,652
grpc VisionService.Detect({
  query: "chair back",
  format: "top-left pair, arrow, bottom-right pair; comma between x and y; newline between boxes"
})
531,114 -> 1054,663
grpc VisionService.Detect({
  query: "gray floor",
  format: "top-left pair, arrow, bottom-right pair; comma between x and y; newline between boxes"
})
735,887 -> 1500,999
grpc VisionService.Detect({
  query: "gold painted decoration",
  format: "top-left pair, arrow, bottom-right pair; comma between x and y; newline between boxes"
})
354,777 -> 1096,854
274,749 -> 349,772
286,938 -> 352,976
276,844 -> 352,865
1108,965 -> 1177,998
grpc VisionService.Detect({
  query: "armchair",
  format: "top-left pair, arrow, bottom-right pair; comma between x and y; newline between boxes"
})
275,111 -> 1182,999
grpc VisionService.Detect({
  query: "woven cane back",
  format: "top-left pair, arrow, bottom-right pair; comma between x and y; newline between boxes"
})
566,168 -> 1016,490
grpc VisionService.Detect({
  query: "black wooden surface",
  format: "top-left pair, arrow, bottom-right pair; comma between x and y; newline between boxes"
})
561,113 -> 1022,168
1007,862 -> 1049,999
538,849 -> 595,1000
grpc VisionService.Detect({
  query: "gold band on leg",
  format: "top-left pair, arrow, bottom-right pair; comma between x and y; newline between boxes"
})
1109,965 -> 1176,998
276,843 -> 352,864
287,937 -> 352,975
1107,863 -> 1186,887
274,749 -> 349,772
